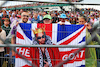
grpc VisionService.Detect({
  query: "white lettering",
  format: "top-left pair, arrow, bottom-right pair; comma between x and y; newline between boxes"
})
62,50 -> 84,61
80,50 -> 84,58
76,53 -> 79,58
19,48 -> 25,55
69,53 -> 75,60
62,54 -> 68,61
25,49 -> 30,57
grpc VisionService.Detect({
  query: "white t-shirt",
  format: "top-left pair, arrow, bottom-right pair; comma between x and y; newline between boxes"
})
58,21 -> 71,25
0,30 -> 6,52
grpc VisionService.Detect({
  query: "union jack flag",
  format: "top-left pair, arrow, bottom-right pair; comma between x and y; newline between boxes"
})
16,23 -> 86,67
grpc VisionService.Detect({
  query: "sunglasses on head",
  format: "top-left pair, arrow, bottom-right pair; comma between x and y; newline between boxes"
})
37,35 -> 45,40
22,15 -> 29,17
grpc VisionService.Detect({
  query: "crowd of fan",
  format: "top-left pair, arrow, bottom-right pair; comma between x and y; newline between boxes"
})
0,8 -> 100,27
5,1 -> 82,9
5,2 -> 56,9
0,6 -> 100,67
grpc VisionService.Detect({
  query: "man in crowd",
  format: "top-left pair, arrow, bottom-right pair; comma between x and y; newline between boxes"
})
38,12 -> 43,21
51,13 -> 59,23
43,15 -> 52,24
0,8 -> 9,17
42,12 -> 47,17
11,11 -> 31,55
31,13 -> 40,23
58,13 -> 71,25
38,12 -> 47,23
30,27 -> 62,67
0,9 -> 9,26
1,18 -> 11,36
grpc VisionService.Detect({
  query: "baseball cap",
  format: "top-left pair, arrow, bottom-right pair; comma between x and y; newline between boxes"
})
2,8 -> 6,11
43,15 -> 52,20
60,13 -> 67,19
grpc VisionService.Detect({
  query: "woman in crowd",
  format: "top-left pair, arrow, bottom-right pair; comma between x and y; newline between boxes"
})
10,13 -> 17,24
78,16 -> 97,67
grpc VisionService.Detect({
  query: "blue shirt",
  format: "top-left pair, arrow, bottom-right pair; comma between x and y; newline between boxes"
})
38,15 -> 43,21
31,18 -> 40,23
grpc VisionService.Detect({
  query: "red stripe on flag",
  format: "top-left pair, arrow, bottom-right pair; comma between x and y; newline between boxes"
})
37,24 -> 52,39
16,32 -> 24,40
60,26 -> 85,45
21,65 -> 31,67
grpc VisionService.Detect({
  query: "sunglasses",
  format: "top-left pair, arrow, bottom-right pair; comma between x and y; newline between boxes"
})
37,35 -> 45,40
44,19 -> 50,21
22,15 -> 29,17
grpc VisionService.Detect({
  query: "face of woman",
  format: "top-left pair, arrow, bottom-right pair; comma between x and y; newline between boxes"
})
78,18 -> 86,25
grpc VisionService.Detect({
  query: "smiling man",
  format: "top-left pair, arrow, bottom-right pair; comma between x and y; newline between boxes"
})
11,11 -> 31,56
33,27 -> 52,45
43,15 -> 52,24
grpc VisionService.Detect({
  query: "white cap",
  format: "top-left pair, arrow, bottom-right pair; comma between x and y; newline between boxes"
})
2,8 -> 6,11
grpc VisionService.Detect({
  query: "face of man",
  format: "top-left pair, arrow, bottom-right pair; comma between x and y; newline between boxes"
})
78,18 -> 86,25
3,10 -> 7,16
39,12 -> 42,16
21,12 -> 29,23
43,19 -> 52,24
4,21 -> 10,26
20,9 -> 23,13
51,13 -> 54,17
36,32 -> 46,44
61,18 -> 66,22
34,13 -> 38,19
42,12 -> 46,17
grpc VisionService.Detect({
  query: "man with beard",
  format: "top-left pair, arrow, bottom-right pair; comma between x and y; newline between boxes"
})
30,27 -> 62,67
11,11 -> 31,56
11,11 -> 31,44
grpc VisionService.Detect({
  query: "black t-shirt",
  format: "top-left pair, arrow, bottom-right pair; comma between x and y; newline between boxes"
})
52,17 -> 59,23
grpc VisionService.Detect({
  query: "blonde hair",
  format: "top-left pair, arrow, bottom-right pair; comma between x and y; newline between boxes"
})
78,16 -> 87,21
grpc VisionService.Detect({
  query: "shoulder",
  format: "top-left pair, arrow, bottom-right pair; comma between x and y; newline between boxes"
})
0,30 -> 6,35
45,35 -> 53,44
31,18 -> 35,21
46,35 -> 51,40
32,37 -> 39,45
1,25 -> 4,28
65,21 -> 71,24
1,29 -> 6,33
57,21 -> 61,24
